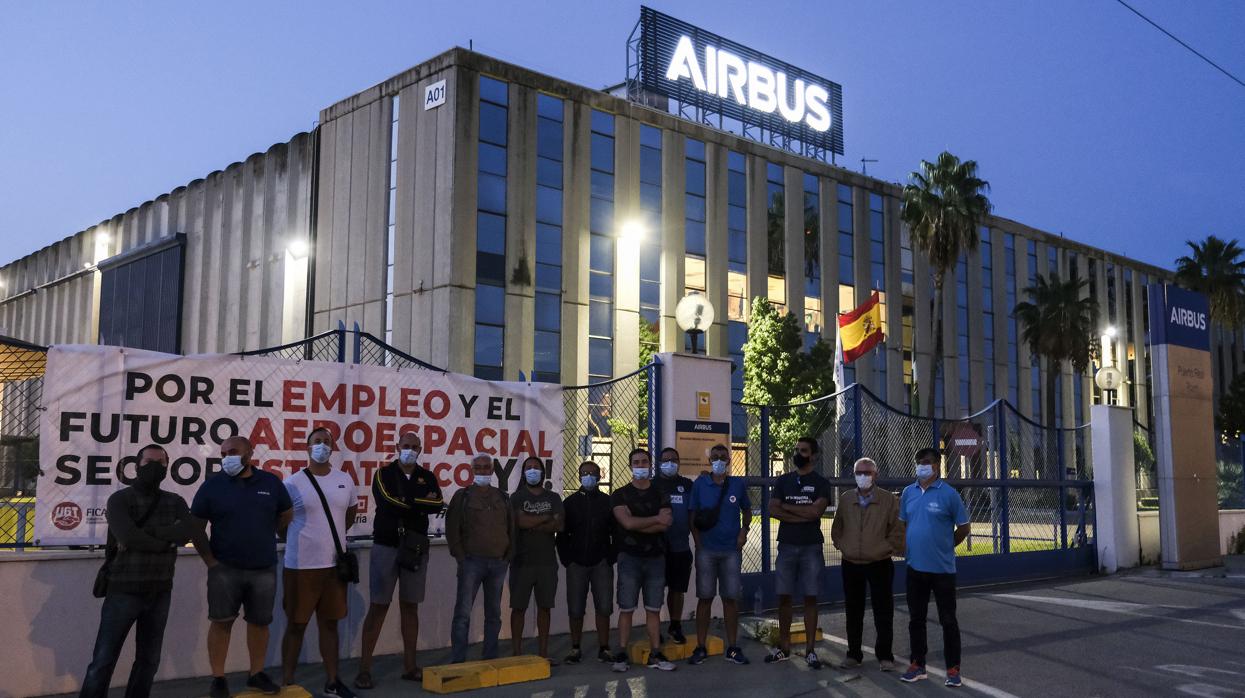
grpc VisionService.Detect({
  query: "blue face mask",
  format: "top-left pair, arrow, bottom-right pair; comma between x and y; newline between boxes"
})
710,459 -> 728,476
659,460 -> 679,477
474,474 -> 492,487
916,463 -> 935,480
310,443 -> 332,464
524,468 -> 543,486
631,467 -> 651,481
398,448 -> 418,466
221,455 -> 245,477
580,474 -> 599,489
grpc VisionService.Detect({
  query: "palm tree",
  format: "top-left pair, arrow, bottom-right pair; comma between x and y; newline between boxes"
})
1014,273 -> 1098,428
901,151 -> 992,417
1175,235 -> 1245,328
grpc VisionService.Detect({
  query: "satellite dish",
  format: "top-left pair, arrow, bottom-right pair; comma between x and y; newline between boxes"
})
675,294 -> 715,354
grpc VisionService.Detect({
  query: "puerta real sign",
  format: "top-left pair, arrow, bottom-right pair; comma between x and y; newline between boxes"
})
636,6 -> 844,156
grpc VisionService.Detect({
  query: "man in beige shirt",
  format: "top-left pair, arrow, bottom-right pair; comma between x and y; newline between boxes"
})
830,457 -> 904,671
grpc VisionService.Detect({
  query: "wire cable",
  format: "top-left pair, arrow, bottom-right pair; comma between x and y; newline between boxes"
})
1114,0 -> 1245,89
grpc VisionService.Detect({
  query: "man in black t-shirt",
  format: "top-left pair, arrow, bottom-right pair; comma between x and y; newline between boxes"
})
765,436 -> 832,669
609,448 -> 676,672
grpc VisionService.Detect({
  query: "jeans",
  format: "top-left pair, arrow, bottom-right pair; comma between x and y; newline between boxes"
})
775,542 -> 824,598
695,548 -> 742,600
450,555 -> 509,663
80,590 -> 172,698
841,559 -> 894,662
906,568 -> 960,669
616,552 -> 665,612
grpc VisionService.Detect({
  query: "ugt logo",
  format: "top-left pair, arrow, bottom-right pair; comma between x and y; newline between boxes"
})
51,501 -> 83,531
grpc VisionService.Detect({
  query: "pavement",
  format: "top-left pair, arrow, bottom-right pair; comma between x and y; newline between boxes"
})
64,561 -> 1245,698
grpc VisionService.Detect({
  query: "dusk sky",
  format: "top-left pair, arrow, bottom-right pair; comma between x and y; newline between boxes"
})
1,0 -> 1242,270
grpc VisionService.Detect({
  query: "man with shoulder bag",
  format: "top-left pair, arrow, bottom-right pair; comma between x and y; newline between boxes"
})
281,427 -> 359,697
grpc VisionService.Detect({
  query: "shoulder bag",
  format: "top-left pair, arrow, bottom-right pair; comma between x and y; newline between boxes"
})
693,477 -> 732,532
93,492 -> 164,598
304,470 -> 359,584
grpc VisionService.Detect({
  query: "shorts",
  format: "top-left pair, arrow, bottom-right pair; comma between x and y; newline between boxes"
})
775,542 -> 824,598
617,552 -> 665,613
695,549 -> 742,601
565,560 -> 614,618
510,564 -> 559,611
369,543 -> 428,605
282,567 -> 348,625
207,563 -> 277,626
665,549 -> 693,593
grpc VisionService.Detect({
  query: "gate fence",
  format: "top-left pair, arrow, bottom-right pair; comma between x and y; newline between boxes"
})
0,336 -> 45,546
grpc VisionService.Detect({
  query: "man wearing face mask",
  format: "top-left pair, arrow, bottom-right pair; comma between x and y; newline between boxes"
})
765,436 -> 832,669
191,435 -> 293,698
81,444 -> 200,698
508,455 -> 564,661
830,457 -> 904,672
356,432 -> 443,689
446,454 -> 515,664
281,427 -> 359,697
610,448 -> 675,672
654,447 -> 694,645
688,443 -> 751,665
556,461 -> 616,665
899,447 -> 970,688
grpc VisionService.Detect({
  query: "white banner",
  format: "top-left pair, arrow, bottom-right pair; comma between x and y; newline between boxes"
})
35,345 -> 565,545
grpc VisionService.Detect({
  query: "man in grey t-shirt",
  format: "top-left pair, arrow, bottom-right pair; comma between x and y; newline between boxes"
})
510,456 -> 565,661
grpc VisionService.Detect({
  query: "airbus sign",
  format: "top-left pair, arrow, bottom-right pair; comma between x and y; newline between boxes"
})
636,7 -> 844,156
1148,283 -> 1211,352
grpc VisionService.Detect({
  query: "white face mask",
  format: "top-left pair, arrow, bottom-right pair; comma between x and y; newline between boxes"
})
473,473 -> 493,487
524,468 -> 543,486
916,463 -> 935,480
631,467 -> 651,481
659,460 -> 679,477
310,443 -> 332,464
221,455 -> 245,477
398,448 -> 418,466
710,459 -> 728,476
855,474 -> 873,490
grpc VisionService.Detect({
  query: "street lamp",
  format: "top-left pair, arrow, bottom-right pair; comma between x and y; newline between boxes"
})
619,219 -> 645,243
675,293 -> 715,355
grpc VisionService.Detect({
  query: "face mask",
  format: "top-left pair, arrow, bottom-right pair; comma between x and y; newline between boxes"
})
398,448 -> 418,466
855,474 -> 873,490
473,474 -> 492,487
659,460 -> 679,477
793,453 -> 810,469
916,463 -> 935,480
580,474 -> 599,489
710,459 -> 728,476
221,455 -> 245,477
135,460 -> 167,492
310,443 -> 332,464
631,467 -> 651,481
524,468 -> 543,486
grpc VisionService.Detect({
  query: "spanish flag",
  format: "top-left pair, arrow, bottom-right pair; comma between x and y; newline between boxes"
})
837,291 -> 884,362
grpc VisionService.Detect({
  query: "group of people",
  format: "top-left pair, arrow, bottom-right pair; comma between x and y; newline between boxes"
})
81,430 -> 972,697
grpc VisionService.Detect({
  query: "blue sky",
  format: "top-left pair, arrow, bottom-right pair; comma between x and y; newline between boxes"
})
1,0 -> 1242,270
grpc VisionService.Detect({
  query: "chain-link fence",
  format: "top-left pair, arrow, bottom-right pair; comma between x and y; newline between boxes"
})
561,365 -> 655,496
0,336 -> 45,547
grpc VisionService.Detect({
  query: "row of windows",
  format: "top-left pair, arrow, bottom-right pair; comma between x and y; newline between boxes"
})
588,110 -> 616,382
474,77 -> 509,380
533,93 -> 565,384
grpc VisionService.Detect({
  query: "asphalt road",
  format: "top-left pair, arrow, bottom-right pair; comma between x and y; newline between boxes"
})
72,568 -> 1245,698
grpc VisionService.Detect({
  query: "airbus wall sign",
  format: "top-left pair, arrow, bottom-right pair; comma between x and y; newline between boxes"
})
637,6 -> 844,155
1148,283 -> 1211,351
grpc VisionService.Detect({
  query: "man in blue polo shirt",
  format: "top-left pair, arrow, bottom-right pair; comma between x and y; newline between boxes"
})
898,447 -> 970,688
688,443 -> 751,666
192,435 -> 293,698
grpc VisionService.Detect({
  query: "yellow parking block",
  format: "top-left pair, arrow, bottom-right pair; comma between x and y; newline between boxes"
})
231,686 -> 310,698
629,634 -> 724,665
423,655 -> 550,694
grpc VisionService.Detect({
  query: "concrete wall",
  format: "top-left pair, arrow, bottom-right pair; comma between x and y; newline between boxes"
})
1138,510 -> 1245,564
0,134 -> 314,353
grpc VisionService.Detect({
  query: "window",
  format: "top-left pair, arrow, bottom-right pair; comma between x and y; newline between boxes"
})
685,138 -> 707,295
639,125 -> 662,346
1005,233 -> 1019,405
957,254 -> 970,413
981,228 -> 995,402
474,76 -> 508,379
97,234 -> 186,353
727,151 -> 748,321
767,162 -> 785,287
385,94 -> 400,347
533,93 -> 564,383
870,193 -> 887,400
803,173 -> 821,346
589,110 -> 615,382
837,183 -> 854,288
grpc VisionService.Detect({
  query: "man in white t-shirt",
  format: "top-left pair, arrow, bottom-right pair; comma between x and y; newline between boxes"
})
281,427 -> 358,697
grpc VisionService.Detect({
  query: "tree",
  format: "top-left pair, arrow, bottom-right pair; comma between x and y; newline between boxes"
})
1217,372 -> 1245,439
1013,273 -> 1098,428
1175,235 -> 1245,328
901,151 -> 992,417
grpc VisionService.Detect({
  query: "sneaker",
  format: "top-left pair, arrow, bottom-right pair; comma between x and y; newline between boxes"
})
668,625 -> 687,644
724,646 -> 750,665
597,647 -> 614,663
324,679 -> 358,697
246,672 -> 280,695
688,646 -> 709,665
764,648 -> 790,664
805,651 -> 823,670
565,648 -> 583,665
879,659 -> 897,672
838,657 -> 862,669
208,677 -> 229,698
611,651 -> 630,673
899,663 -> 928,682
945,667 -> 963,688
647,651 -> 677,671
